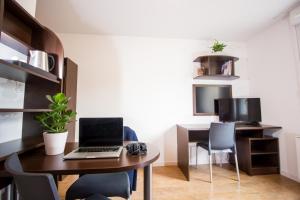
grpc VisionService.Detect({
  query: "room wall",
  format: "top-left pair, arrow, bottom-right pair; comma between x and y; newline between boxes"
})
247,17 -> 300,181
16,0 -> 37,16
58,34 -> 250,165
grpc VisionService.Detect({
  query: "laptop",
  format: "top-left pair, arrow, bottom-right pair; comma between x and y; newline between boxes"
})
63,118 -> 124,160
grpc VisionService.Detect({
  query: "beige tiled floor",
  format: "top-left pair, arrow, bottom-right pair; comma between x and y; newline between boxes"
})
58,165 -> 300,200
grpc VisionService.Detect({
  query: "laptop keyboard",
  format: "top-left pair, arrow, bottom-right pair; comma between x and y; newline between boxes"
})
76,147 -> 120,153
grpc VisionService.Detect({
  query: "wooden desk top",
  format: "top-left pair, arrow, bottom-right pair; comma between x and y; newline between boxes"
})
20,142 -> 160,175
177,124 -> 282,131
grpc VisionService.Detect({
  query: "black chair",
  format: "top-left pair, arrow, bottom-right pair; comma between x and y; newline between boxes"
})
5,153 -> 110,200
196,122 -> 240,183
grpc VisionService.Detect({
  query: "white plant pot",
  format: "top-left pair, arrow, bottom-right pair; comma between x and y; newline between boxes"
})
43,131 -> 68,155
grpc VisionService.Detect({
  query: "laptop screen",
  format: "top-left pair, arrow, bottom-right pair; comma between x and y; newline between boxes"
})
79,118 -> 123,147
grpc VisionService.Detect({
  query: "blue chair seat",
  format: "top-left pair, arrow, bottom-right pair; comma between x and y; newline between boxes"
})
66,172 -> 130,200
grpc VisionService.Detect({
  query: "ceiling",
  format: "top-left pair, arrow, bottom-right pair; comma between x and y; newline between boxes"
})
36,0 -> 299,41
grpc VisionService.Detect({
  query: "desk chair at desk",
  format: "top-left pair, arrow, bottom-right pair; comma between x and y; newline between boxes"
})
196,122 -> 240,183
177,124 -> 281,181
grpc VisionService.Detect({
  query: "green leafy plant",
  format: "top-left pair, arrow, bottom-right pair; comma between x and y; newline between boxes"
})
211,40 -> 226,52
35,93 -> 76,133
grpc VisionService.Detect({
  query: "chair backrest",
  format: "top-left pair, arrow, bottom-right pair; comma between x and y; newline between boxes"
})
124,126 -> 138,141
209,122 -> 236,150
4,153 -> 60,200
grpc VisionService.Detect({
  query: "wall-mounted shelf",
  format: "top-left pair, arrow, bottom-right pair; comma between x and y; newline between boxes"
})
0,59 -> 60,83
0,108 -> 51,112
193,55 -> 239,80
194,75 -> 240,80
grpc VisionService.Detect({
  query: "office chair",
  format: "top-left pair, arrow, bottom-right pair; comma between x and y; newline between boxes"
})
124,126 -> 138,192
5,153 -> 110,200
196,122 -> 240,183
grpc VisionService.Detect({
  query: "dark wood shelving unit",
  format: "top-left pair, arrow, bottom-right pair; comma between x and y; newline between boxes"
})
193,55 -> 239,80
231,133 -> 280,175
0,108 -> 51,112
0,0 -> 64,79
0,0 -> 78,193
194,75 -> 240,80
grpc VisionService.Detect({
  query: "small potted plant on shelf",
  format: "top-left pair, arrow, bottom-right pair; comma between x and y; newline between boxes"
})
210,40 -> 226,53
35,93 -> 76,155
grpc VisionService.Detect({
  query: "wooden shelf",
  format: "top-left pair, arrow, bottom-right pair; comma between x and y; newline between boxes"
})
252,164 -> 279,169
193,75 -> 240,80
193,55 -> 239,62
0,136 -> 44,162
193,55 -> 239,80
251,151 -> 278,155
0,108 -> 51,112
0,59 -> 60,83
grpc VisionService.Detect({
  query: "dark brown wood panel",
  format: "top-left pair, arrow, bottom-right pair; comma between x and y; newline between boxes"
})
63,58 -> 78,142
0,136 -> 44,162
188,130 -> 208,142
23,76 -> 61,109
2,9 -> 32,46
177,125 -> 190,181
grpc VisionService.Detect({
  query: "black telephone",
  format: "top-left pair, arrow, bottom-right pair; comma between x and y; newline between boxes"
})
126,142 -> 147,155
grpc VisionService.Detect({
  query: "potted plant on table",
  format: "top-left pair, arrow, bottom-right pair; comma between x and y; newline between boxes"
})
35,93 -> 76,155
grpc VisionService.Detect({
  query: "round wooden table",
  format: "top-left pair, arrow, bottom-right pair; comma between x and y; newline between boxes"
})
20,142 -> 160,200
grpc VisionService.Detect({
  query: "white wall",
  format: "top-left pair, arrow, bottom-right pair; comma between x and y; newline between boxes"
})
247,18 -> 300,181
16,0 -> 37,16
59,34 -> 249,165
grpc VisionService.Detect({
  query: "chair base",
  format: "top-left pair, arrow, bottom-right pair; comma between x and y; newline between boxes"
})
195,146 -> 240,183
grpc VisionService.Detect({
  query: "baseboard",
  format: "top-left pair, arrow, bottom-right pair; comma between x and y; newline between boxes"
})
280,170 -> 300,183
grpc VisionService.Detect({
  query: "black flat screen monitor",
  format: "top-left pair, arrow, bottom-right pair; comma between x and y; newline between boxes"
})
79,118 -> 123,147
217,98 -> 261,123
193,84 -> 232,115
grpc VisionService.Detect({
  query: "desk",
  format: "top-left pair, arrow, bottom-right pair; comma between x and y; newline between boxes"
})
177,124 -> 282,181
20,142 -> 160,200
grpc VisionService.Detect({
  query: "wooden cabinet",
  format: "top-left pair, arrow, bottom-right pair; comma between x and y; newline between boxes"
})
231,133 -> 280,175
63,58 -> 78,142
